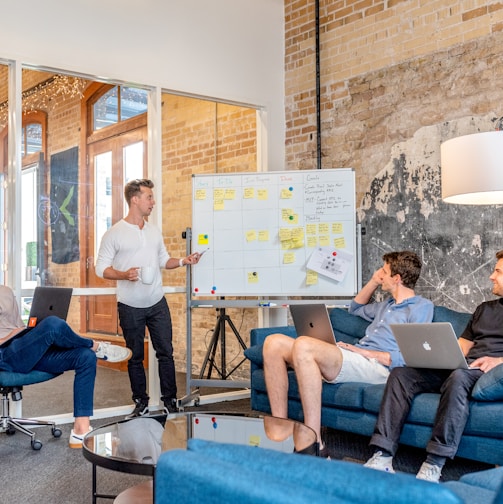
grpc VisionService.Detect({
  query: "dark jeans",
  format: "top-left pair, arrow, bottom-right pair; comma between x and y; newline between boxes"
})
0,316 -> 96,417
118,297 -> 176,405
370,366 -> 483,459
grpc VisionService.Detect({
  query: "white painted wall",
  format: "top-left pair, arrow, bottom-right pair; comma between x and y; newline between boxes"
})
0,0 -> 285,170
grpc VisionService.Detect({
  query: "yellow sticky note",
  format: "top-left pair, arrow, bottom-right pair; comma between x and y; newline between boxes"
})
249,435 -> 260,447
281,208 -> 293,222
214,199 -> 224,211
213,188 -> 225,200
291,227 -> 304,240
279,228 -> 292,241
243,187 -> 255,199
257,189 -> 268,200
248,271 -> 259,283
195,189 -> 206,200
306,224 -> 317,235
332,222 -> 343,234
318,223 -> 329,234
246,230 -> 257,242
283,252 -> 295,264
224,189 -> 236,200
306,270 -> 318,285
334,237 -> 346,249
258,230 -> 269,241
280,188 -> 293,199
198,234 -> 209,245
307,236 -> 318,247
319,235 -> 330,246
281,239 -> 294,250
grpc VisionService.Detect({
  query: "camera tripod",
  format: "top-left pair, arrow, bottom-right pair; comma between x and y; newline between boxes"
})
199,306 -> 248,380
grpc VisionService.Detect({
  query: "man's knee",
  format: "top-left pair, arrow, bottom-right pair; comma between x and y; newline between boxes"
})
263,333 -> 292,356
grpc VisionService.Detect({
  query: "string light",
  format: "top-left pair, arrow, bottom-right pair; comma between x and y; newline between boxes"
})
0,75 -> 87,128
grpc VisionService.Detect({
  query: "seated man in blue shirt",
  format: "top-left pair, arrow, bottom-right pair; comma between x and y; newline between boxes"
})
263,250 -> 434,458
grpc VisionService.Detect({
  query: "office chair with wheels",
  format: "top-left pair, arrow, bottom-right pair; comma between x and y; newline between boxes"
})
0,369 -> 63,450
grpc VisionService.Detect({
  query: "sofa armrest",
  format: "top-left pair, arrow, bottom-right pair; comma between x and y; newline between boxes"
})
250,325 -> 296,346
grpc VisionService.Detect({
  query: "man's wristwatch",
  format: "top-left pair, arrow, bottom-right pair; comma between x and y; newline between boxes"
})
179,258 -> 184,267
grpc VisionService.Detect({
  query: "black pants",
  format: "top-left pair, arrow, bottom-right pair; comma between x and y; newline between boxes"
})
370,366 -> 483,459
118,297 -> 177,404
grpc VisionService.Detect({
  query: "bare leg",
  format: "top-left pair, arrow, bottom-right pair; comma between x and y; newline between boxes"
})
292,336 -> 343,443
73,416 -> 91,435
263,333 -> 295,420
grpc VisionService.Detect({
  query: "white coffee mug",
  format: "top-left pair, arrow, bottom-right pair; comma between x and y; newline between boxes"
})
139,266 -> 155,285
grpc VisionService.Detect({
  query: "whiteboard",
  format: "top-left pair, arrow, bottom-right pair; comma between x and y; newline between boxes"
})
191,169 -> 357,296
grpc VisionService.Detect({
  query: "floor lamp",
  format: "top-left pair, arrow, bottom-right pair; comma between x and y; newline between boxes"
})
441,130 -> 503,205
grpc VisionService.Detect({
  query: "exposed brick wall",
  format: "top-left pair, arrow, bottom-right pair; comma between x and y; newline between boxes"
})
161,94 -> 258,376
285,0 -> 503,202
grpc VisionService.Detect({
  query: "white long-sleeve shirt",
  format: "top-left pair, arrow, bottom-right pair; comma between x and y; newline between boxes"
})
95,219 -> 170,308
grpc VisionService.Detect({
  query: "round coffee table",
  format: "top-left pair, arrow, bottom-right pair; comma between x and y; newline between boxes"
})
82,411 -> 317,503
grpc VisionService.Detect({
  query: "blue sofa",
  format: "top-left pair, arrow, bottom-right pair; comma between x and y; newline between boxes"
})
155,438 -> 503,504
244,306 -> 503,466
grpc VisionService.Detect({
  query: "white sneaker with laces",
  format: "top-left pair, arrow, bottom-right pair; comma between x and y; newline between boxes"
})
364,451 -> 395,473
95,342 -> 132,363
69,427 -> 92,449
416,462 -> 442,483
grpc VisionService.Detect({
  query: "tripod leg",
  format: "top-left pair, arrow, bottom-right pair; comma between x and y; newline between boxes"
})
225,316 -> 248,351
199,317 -> 222,380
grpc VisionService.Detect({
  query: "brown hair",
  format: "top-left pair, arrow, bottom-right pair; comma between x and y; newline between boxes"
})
124,178 -> 154,206
382,250 -> 422,289
496,250 -> 503,260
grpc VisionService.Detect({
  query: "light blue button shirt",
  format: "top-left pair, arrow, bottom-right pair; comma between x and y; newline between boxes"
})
349,296 -> 434,369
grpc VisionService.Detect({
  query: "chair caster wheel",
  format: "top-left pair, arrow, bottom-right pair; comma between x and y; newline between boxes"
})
52,427 -> 62,438
31,439 -> 42,450
6,427 -> 16,436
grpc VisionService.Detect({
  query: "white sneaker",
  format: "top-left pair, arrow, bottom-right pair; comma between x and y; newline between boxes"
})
69,427 -> 92,449
95,342 -> 132,363
364,451 -> 395,473
416,462 -> 442,483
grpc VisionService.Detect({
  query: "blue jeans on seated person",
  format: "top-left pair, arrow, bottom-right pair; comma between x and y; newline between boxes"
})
370,366 -> 483,459
0,316 -> 96,417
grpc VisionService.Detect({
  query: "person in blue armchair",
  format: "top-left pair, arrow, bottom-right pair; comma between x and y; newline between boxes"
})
0,285 -> 131,448
263,250 -> 434,458
365,249 -> 503,482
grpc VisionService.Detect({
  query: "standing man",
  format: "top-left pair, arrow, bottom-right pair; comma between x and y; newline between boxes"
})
263,250 -> 434,457
96,178 -> 201,418
364,250 -> 503,482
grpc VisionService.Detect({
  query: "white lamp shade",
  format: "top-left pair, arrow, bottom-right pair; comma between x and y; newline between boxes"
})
441,131 -> 503,205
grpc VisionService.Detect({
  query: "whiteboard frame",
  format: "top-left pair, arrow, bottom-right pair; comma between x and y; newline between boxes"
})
190,169 -> 358,297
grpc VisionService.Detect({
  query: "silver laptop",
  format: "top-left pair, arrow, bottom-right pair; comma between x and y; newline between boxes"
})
390,322 -> 473,370
289,304 -> 336,345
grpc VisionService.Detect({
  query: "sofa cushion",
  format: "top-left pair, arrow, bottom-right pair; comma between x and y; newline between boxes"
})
472,364 -> 503,401
432,306 -> 471,337
329,307 -> 369,343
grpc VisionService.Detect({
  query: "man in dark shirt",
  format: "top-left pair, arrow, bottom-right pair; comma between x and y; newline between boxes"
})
364,250 -> 503,482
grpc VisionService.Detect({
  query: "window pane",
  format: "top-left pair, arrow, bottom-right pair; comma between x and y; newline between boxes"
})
123,141 -> 144,215
121,87 -> 148,121
93,86 -> 119,130
21,165 -> 38,289
94,151 -> 112,257
26,123 -> 42,154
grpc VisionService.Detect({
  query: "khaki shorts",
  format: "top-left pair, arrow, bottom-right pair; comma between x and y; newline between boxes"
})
324,347 -> 390,384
